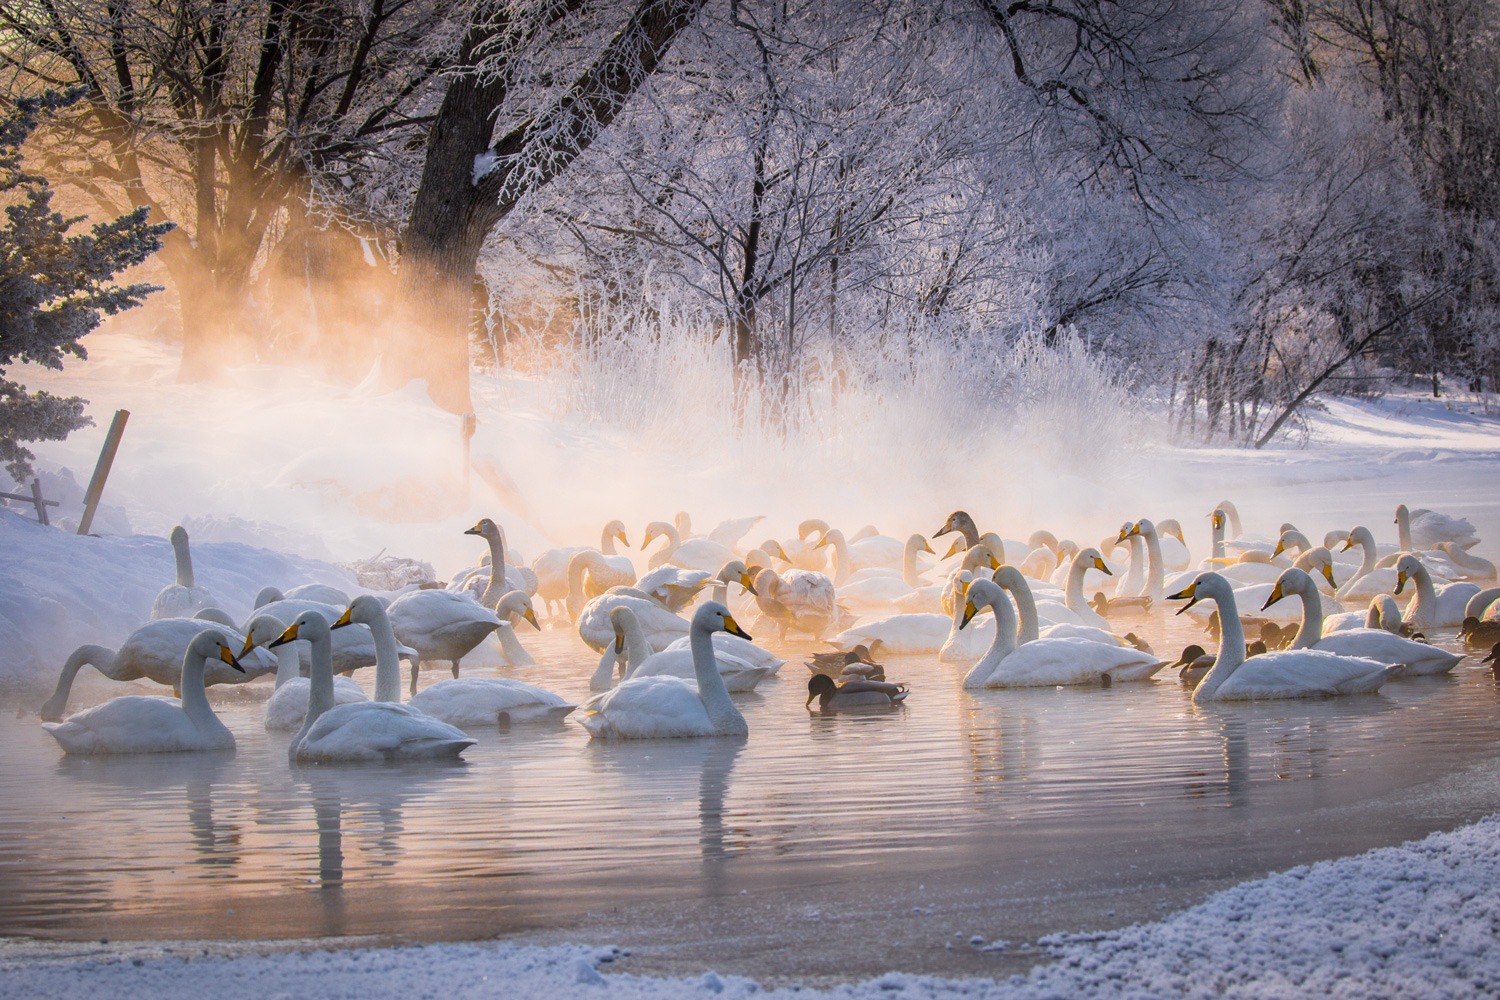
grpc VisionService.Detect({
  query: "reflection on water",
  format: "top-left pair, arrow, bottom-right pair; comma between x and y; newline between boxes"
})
0,612 -> 1496,945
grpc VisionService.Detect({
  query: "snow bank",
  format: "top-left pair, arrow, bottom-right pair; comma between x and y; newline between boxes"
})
3,814 -> 1497,998
0,509 -> 357,693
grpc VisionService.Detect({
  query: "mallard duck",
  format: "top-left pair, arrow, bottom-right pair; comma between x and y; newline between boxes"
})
805,673 -> 908,711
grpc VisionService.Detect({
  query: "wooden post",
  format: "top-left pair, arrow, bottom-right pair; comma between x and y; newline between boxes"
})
77,409 -> 129,535
30,479 -> 48,526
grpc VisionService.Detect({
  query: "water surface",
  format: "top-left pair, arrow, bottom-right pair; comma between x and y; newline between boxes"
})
2,608 -> 1497,984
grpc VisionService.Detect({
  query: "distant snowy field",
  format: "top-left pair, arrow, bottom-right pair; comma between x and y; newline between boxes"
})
4,815 -> 1497,998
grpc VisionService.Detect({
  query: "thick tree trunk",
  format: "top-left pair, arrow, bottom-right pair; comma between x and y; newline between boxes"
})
393,0 -> 707,415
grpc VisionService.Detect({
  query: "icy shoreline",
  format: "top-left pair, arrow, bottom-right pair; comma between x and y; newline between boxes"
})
4,813 -> 1497,998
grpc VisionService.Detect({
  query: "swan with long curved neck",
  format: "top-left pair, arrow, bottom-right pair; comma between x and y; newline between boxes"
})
980,572 -> 1164,685
245,613 -> 369,731
465,517 -> 513,608
39,617 -> 272,721
1169,573 -> 1394,703
43,630 -> 244,754
1215,500 -> 1243,539
1207,509 -> 1228,562
1122,519 -> 1165,601
150,525 -> 218,620
815,529 -> 856,585
566,549 -> 638,620
1263,568 -> 1460,675
935,510 -> 981,550
272,608 -> 475,763
957,580 -> 1019,688
492,590 -> 541,666
1394,554 -> 1479,629
575,602 -> 751,739
1273,529 -> 1314,560
1064,547 -> 1114,627
643,521 -> 737,574
606,605 -> 771,692
1115,523 -> 1145,598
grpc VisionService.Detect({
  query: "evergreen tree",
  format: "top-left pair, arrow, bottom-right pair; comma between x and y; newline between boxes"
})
0,92 -> 171,481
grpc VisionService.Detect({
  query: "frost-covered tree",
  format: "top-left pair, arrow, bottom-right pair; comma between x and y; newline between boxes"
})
0,93 -> 170,480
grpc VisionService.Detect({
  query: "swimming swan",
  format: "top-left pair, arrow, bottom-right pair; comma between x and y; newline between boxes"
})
40,617 -> 274,721
272,610 -> 475,763
43,630 -> 244,754
1262,568 -> 1459,675
1169,573 -> 1395,703
1394,554 -> 1479,630
574,602 -> 752,739
244,613 -> 369,731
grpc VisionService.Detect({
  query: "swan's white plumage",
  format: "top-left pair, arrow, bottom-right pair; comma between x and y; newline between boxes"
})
409,678 -> 575,727
43,631 -> 243,755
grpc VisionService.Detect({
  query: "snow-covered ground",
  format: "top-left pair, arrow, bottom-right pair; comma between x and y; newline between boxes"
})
3,331 -> 1499,996
3,813 -> 1497,998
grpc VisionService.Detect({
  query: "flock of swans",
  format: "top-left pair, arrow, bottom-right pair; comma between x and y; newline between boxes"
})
34,500 -> 1500,766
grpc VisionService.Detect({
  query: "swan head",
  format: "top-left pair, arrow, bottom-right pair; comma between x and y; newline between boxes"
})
1158,519 -> 1185,543
910,534 -> 935,555
674,511 -> 692,535
1168,572 -> 1230,615
1208,509 -> 1226,532
1262,568 -> 1311,610
464,517 -> 501,539
270,610 -> 331,648
170,525 -> 189,547
1116,522 -> 1134,543
1027,530 -> 1059,553
191,629 -> 244,672
1173,644 -> 1209,668
498,590 -> 540,629
1325,529 -> 1350,549
1393,553 -> 1425,595
717,560 -> 758,595
753,568 -> 781,596
1077,547 -> 1111,575
1395,504 -> 1408,525
959,578 -> 1003,629
942,538 -> 964,559
608,606 -> 638,653
241,614 -> 288,656
694,600 -> 751,641
814,529 -> 844,551
334,594 -> 388,630
935,510 -> 974,539
603,519 -> 630,548
643,520 -> 676,548
1344,526 -> 1375,551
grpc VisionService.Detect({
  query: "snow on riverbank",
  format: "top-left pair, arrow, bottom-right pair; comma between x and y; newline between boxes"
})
4,813 -> 1497,998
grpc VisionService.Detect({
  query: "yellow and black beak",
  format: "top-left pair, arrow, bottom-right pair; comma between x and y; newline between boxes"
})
269,623 -> 300,648
1321,563 -> 1338,589
1340,538 -> 1355,551
740,571 -> 758,596
1394,570 -> 1408,595
332,606 -> 354,630
1261,582 -> 1285,611
1093,556 -> 1112,575
1211,514 -> 1224,530
943,539 -> 962,559
617,530 -> 630,547
721,613 -> 752,641
220,643 -> 245,673
524,607 -> 540,630
239,634 -> 257,658
1169,581 -> 1200,616
959,599 -> 979,630
463,521 -> 484,536
1272,540 -> 1285,557
921,539 -> 934,555
1115,526 -> 1130,543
